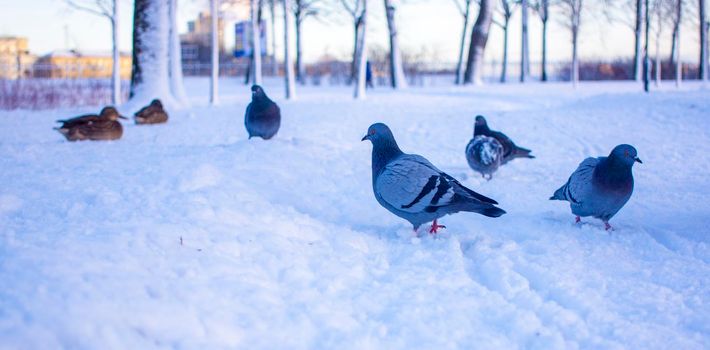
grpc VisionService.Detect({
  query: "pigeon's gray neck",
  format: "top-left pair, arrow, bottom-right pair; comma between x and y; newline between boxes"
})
371,138 -> 403,176
594,156 -> 633,189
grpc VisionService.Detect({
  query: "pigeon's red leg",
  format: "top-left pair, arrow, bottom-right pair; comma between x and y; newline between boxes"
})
429,219 -> 446,234
604,222 -> 613,231
575,216 -> 581,224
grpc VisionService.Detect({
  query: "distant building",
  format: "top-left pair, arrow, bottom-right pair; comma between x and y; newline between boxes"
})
180,12 -> 225,63
33,50 -> 131,79
0,36 -> 37,79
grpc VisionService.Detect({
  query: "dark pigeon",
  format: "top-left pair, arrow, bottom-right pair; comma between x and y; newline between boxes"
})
134,99 -> 168,125
550,144 -> 642,230
465,135 -> 504,180
245,85 -> 281,140
474,115 -> 534,164
362,123 -> 505,234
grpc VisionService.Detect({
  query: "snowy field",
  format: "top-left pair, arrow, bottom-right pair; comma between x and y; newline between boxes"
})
1,78 -> 709,349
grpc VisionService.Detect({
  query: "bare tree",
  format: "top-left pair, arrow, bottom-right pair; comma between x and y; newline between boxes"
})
452,0 -> 473,85
211,0 -> 219,104
671,0 -> 683,85
269,0 -> 278,75
384,0 -> 408,88
169,0 -> 189,105
65,0 -> 121,105
644,0 -> 650,91
464,0 -> 495,84
494,0 -> 515,83
560,0 -> 583,87
701,0 -> 707,80
340,0 -> 366,84
130,0 -> 176,106
534,0 -> 550,81
635,0 -> 644,81
602,0 -> 643,80
354,0 -> 368,98
294,0 -> 324,84
520,0 -> 530,82
284,0 -> 297,98
252,0 -> 263,85
650,0 -> 668,87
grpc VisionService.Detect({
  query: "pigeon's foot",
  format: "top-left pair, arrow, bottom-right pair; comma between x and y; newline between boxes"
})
575,216 -> 581,224
604,222 -> 613,231
429,219 -> 446,234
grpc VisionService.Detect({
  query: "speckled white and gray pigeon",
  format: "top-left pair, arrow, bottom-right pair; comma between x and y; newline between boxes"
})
245,85 -> 281,140
362,123 -> 506,233
466,135 -> 504,180
475,115 -> 534,164
550,144 -> 642,230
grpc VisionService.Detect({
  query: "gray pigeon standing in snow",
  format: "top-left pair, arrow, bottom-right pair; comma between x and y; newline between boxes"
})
245,85 -> 281,140
550,144 -> 642,230
475,115 -> 534,164
362,123 -> 506,233
466,135 -> 504,180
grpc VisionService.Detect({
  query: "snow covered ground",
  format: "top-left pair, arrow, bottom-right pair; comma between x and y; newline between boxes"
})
0,78 -> 708,349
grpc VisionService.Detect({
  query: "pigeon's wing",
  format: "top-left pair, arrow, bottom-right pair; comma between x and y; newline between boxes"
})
490,130 -> 516,157
553,157 -> 599,203
375,155 -> 457,214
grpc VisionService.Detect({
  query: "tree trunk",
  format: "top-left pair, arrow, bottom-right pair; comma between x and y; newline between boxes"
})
295,15 -> 305,84
283,0 -> 296,99
675,0 -> 682,87
700,0 -> 707,80
355,0 -> 368,99
351,20 -> 361,85
572,26 -> 579,87
130,0 -> 172,106
169,0 -> 188,106
520,0 -> 529,82
455,0 -> 471,85
270,0 -> 278,75
251,0 -> 263,85
210,0 -> 219,104
655,31 -> 661,87
644,0 -> 650,92
384,0 -> 407,89
541,18 -> 548,81
634,0 -> 643,81
500,17 -> 509,83
111,1 -> 120,105
463,0 -> 494,85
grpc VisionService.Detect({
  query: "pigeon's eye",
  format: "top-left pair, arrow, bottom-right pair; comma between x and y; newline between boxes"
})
370,130 -> 376,135
624,150 -> 629,157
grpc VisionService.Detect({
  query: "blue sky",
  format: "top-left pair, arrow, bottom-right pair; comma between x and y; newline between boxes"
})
0,0 -> 703,64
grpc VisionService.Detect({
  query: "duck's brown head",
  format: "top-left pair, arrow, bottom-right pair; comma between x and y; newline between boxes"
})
100,106 -> 128,121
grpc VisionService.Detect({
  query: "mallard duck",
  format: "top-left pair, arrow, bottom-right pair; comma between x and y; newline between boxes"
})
55,106 -> 127,141
134,99 -> 168,125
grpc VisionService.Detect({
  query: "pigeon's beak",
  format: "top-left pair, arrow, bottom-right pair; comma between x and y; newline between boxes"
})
361,134 -> 370,142
634,157 -> 643,164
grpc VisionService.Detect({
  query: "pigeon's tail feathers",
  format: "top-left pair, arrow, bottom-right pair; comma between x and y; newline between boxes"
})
455,200 -> 506,217
550,184 -> 568,201
513,146 -> 535,159
444,174 -> 498,205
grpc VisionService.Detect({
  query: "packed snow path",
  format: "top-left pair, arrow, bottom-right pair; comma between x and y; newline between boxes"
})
1,80 -> 708,349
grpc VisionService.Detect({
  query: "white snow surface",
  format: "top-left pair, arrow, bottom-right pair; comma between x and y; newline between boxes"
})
1,79 -> 709,349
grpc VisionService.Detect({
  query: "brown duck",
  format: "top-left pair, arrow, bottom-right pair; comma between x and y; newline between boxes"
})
134,99 -> 168,125
55,106 -> 127,141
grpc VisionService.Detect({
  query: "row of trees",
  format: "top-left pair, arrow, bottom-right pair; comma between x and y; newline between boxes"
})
68,0 -> 710,106
458,0 -> 709,89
